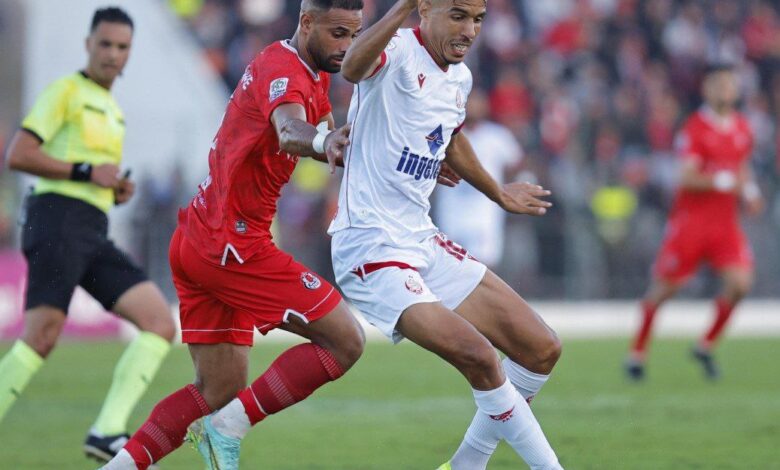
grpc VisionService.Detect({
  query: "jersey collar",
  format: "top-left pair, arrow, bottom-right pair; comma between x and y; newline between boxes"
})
700,105 -> 736,132
280,40 -> 321,82
413,27 -> 449,73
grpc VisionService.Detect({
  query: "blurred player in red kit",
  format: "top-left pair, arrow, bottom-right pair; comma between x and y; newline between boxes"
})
101,1 -> 366,469
626,64 -> 764,381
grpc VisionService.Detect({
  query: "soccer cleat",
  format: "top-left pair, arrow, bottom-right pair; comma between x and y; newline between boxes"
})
624,358 -> 645,381
187,415 -> 241,470
84,432 -> 129,463
691,347 -> 720,380
86,432 -> 160,469
436,462 -> 452,470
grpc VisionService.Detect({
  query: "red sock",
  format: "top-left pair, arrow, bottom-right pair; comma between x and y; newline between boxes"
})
701,297 -> 736,349
238,343 -> 344,425
124,384 -> 211,469
631,300 -> 658,360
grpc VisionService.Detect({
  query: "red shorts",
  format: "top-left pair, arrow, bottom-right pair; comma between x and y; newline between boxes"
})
169,227 -> 341,346
652,218 -> 753,283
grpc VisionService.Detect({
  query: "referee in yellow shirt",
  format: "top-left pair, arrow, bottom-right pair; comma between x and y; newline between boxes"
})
0,7 -> 174,464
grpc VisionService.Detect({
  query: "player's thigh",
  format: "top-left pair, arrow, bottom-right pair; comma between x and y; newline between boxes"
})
112,281 -> 175,340
189,342 -> 250,410
80,239 -> 148,311
454,269 -> 560,372
712,227 -> 754,292
279,300 -> 365,369
652,223 -> 704,284
22,218 -> 89,313
181,238 -> 342,338
335,262 -> 437,343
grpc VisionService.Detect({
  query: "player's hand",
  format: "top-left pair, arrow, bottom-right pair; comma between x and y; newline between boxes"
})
91,163 -> 121,188
114,177 -> 135,205
437,161 -> 462,187
498,182 -> 552,216
325,123 -> 351,174
744,194 -> 765,217
402,0 -> 419,11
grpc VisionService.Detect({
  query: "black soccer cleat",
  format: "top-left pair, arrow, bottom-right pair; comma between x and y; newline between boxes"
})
84,432 -> 130,464
691,347 -> 721,380
624,358 -> 645,381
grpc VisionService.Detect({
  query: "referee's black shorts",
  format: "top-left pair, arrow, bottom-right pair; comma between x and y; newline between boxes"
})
21,193 -> 147,313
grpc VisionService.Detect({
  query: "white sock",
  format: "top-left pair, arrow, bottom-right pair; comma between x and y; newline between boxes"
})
450,410 -> 495,470
100,448 -> 138,470
210,398 -> 252,439
503,358 -> 550,402
473,379 -> 561,470
452,359 -> 553,468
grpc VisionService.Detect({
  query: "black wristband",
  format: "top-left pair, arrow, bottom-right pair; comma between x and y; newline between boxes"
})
70,162 -> 92,182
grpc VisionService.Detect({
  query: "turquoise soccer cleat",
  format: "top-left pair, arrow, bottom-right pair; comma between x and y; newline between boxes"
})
187,415 -> 241,470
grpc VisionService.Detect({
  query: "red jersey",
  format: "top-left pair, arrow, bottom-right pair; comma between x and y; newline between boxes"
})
670,107 -> 753,223
181,40 -> 332,264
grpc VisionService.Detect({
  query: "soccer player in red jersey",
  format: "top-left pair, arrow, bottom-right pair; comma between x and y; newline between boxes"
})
101,2 -> 365,469
626,64 -> 764,381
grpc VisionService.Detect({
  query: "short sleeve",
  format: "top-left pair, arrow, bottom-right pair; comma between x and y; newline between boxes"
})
365,29 -> 414,81
241,59 -> 310,120
675,120 -> 705,164
21,79 -> 72,143
453,69 -> 473,133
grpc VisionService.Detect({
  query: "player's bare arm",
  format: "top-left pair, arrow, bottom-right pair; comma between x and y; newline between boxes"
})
271,102 -> 350,174
679,158 -> 742,194
341,0 -> 418,83
6,129 -> 121,188
739,162 -> 763,216
445,131 -> 551,216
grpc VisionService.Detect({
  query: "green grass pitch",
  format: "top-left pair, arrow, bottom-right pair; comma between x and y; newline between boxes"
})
1,337 -> 778,469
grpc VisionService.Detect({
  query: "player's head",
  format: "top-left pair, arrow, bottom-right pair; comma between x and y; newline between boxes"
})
299,0 -> 363,73
702,63 -> 739,112
85,7 -> 133,88
419,0 -> 487,67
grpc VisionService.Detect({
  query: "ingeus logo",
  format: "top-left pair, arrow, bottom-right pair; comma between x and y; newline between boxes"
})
395,125 -> 445,181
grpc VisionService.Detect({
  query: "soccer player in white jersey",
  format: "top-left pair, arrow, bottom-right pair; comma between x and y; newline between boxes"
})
328,1 -> 563,469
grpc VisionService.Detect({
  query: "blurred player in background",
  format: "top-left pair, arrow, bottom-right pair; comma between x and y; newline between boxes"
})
330,1 -> 563,469
102,1 -> 365,469
434,88 -> 523,271
626,64 -> 763,381
0,7 -> 175,464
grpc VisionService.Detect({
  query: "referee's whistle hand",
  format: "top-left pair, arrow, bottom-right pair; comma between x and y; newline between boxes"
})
114,178 -> 135,204
91,163 -> 121,188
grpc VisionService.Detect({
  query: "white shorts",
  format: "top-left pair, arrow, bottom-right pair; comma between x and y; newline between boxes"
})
332,228 -> 487,343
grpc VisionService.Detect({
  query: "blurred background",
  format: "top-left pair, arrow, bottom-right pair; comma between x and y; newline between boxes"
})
4,0 -> 780,314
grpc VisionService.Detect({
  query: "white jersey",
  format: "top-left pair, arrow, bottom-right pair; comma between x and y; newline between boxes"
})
328,28 -> 473,246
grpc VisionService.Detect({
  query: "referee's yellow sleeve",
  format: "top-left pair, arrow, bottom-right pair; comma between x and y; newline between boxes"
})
21,79 -> 73,142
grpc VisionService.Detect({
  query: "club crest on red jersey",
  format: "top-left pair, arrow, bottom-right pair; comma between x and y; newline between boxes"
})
405,275 -> 423,294
301,272 -> 322,290
269,77 -> 289,102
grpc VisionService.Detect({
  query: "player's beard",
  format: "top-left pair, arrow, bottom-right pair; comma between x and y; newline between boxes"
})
308,39 -> 343,73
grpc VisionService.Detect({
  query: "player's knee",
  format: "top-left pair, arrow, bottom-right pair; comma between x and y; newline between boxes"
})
21,331 -> 58,358
138,312 -> 176,342
194,375 -> 245,410
341,328 -> 365,369
534,334 -> 562,373
455,339 -> 501,383
509,332 -> 562,375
